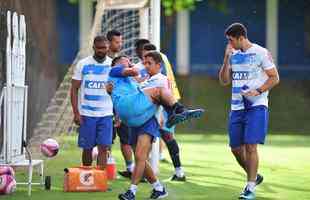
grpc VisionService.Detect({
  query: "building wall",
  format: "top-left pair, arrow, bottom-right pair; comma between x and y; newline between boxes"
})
162,0 -> 310,78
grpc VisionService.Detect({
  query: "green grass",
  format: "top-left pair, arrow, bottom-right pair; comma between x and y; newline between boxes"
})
4,133 -> 310,199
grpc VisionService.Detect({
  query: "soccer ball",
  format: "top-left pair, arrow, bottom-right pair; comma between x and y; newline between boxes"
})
0,166 -> 15,176
0,174 -> 16,195
92,147 -> 98,161
40,138 -> 59,157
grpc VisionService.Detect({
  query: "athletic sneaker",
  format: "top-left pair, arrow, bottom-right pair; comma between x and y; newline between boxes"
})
166,106 -> 205,128
171,174 -> 186,182
119,190 -> 135,200
149,187 -> 168,199
255,174 -> 264,186
118,170 -> 132,179
239,189 -> 255,199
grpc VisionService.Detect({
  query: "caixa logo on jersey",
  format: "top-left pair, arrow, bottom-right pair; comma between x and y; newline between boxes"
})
85,80 -> 106,89
232,71 -> 250,80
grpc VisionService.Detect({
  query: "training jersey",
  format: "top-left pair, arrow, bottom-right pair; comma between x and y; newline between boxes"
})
140,73 -> 169,90
107,66 -> 140,106
72,56 -> 113,117
230,43 -> 275,110
135,53 -> 181,100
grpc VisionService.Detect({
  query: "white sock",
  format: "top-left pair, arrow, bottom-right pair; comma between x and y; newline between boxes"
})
175,167 -> 184,177
152,180 -> 163,192
129,184 -> 138,195
246,181 -> 256,192
127,163 -> 134,172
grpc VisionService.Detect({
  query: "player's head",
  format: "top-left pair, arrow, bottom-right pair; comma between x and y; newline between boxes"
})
112,55 -> 131,68
135,39 -> 150,59
143,51 -> 162,76
225,23 -> 247,50
107,30 -> 123,53
93,35 -> 109,60
142,43 -> 157,58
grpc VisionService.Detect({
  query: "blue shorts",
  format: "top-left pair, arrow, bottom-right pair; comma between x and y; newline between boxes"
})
78,115 -> 113,149
116,90 -> 157,127
228,105 -> 269,148
129,117 -> 160,146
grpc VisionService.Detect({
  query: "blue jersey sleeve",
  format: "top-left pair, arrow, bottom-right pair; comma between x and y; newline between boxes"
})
109,65 -> 125,77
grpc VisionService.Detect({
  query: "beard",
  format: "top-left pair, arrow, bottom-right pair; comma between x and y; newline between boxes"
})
93,53 -> 106,63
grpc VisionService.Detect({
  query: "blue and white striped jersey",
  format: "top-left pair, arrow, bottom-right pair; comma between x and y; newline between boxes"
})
230,44 -> 275,110
72,56 -> 113,117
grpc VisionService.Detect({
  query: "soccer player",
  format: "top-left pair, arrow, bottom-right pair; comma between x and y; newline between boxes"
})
106,30 -> 135,177
107,54 -> 204,200
107,29 -> 123,58
142,44 -> 186,181
70,35 -> 113,169
219,23 -> 280,199
134,38 -> 151,81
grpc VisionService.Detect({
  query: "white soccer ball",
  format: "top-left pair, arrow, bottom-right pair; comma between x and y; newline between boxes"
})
0,174 -> 16,195
40,138 -> 59,158
0,166 -> 15,177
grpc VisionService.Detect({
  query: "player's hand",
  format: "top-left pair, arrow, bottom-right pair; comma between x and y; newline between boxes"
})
225,44 -> 234,58
73,113 -> 83,125
241,89 -> 260,97
114,118 -> 121,128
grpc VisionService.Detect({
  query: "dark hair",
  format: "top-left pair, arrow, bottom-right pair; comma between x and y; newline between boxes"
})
135,39 -> 150,49
111,55 -> 128,66
143,43 -> 157,51
106,30 -> 122,41
93,35 -> 108,44
144,51 -> 162,64
225,23 -> 247,38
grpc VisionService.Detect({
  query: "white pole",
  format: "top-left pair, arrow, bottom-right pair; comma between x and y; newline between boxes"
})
150,0 -> 161,175
266,0 -> 278,65
150,0 -> 161,49
176,11 -> 190,75
139,8 -> 150,39
79,0 -> 93,50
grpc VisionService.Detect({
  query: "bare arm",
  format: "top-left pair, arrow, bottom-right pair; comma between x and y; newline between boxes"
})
219,44 -> 233,86
70,79 -> 82,125
243,67 -> 280,97
123,67 -> 139,76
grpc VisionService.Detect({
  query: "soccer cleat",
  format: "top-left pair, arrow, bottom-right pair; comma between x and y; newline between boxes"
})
150,187 -> 168,199
255,174 -> 264,186
119,190 -> 135,200
239,189 -> 255,199
118,170 -> 132,179
171,174 -> 186,182
166,108 -> 205,128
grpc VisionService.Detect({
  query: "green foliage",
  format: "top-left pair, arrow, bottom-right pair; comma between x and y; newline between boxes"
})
162,0 -> 197,16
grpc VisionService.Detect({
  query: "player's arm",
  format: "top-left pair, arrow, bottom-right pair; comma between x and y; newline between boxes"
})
219,44 -> 233,86
243,51 -> 280,97
105,82 -> 113,94
70,79 -> 82,125
109,65 -> 139,77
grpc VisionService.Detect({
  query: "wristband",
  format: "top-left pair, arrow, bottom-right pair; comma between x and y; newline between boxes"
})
256,88 -> 263,94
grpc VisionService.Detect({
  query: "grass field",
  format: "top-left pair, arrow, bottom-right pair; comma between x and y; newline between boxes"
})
3,133 -> 310,200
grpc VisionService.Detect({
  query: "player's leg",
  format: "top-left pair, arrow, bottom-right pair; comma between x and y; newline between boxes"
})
161,129 -> 186,181
119,117 -> 167,200
159,139 -> 166,162
78,116 -> 97,166
96,116 -> 113,169
118,123 -> 134,178
240,105 -> 268,199
142,87 -> 205,127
